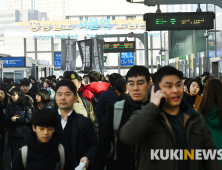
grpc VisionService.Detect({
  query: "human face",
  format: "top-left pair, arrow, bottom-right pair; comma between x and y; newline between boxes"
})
189,81 -> 200,96
159,75 -> 183,108
55,86 -> 78,111
12,93 -> 19,102
71,79 -> 79,91
43,82 -> 49,88
36,94 -> 41,103
83,77 -> 88,84
126,76 -> 150,102
20,85 -> 29,93
0,90 -> 5,101
32,126 -> 55,143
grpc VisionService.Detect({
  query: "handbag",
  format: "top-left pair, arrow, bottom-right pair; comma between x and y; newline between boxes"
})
12,125 -> 29,138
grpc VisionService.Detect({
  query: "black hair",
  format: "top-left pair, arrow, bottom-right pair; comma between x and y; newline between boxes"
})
106,74 -> 109,77
126,66 -> 150,83
10,87 -> 26,106
56,79 -> 77,96
31,78 -> 36,83
52,75 -> 56,79
184,78 -> 191,86
187,79 -> 203,95
10,78 -> 14,82
40,77 -> 45,81
88,71 -> 100,82
114,78 -> 127,94
0,87 -> 8,104
109,73 -> 122,86
32,108 -> 58,128
182,77 -> 187,80
152,66 -> 182,85
59,76 -> 63,79
4,79 -> 11,85
36,89 -> 51,103
78,76 -> 82,82
44,80 -> 50,86
83,75 -> 88,79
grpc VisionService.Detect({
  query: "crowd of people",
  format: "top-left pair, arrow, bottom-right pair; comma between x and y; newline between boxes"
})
0,66 -> 221,170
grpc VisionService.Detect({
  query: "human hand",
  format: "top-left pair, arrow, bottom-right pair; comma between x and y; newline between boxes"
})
80,156 -> 89,169
150,85 -> 167,107
11,115 -> 19,122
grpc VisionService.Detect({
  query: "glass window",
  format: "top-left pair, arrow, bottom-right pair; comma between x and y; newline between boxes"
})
136,50 -> 145,65
148,31 -> 161,49
37,53 -> 52,65
104,69 -> 118,75
120,69 -> 129,76
104,53 -> 118,66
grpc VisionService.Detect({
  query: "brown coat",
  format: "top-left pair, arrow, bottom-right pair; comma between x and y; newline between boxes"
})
194,94 -> 202,110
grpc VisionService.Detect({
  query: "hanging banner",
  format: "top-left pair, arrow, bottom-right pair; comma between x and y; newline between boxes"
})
77,39 -> 93,73
92,38 -> 106,72
61,39 -> 77,70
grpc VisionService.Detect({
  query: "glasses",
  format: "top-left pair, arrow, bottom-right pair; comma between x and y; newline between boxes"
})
127,80 -> 146,87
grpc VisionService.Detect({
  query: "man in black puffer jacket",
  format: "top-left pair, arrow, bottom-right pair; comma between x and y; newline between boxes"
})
95,73 -> 123,126
12,108 -> 74,170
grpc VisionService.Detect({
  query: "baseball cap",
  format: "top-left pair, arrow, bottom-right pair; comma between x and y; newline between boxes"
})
63,71 -> 79,81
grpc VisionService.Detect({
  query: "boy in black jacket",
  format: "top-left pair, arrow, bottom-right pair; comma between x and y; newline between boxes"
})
12,108 -> 74,170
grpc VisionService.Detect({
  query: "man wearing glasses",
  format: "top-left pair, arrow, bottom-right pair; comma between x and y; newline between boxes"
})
93,66 -> 151,170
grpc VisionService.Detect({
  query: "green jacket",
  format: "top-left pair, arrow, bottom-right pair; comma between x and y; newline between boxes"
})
120,101 -> 222,170
206,104 -> 222,165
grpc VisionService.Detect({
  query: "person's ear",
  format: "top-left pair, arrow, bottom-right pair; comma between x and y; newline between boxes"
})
74,95 -> 78,103
32,125 -> 37,132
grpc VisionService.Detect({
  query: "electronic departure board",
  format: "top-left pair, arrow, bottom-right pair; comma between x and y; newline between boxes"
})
103,41 -> 135,53
143,12 -> 215,31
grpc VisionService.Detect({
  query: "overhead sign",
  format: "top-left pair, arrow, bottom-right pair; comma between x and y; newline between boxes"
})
14,18 -> 145,32
144,12 -> 215,31
120,52 -> 134,66
104,41 -> 135,53
0,57 -> 25,67
54,52 -> 61,68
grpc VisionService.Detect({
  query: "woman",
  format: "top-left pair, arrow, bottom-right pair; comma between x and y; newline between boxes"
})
41,80 -> 55,100
36,89 -> 54,110
0,87 -> 8,168
5,88 -> 32,161
198,79 -> 222,165
186,78 -> 203,109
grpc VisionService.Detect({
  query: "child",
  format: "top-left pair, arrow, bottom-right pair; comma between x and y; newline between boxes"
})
12,108 -> 74,170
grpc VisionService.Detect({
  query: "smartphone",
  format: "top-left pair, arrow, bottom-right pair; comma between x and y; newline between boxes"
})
148,84 -> 166,109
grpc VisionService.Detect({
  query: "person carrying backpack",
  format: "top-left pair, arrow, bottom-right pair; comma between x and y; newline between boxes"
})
92,66 -> 151,170
80,71 -> 109,110
12,108 -> 74,170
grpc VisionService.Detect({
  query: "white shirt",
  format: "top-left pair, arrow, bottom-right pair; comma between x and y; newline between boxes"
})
58,109 -> 73,129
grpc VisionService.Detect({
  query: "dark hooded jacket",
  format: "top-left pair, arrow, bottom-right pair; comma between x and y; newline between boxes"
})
12,130 -> 74,170
5,96 -> 32,148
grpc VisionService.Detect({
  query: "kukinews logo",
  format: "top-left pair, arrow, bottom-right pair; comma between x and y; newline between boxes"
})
151,149 -> 222,160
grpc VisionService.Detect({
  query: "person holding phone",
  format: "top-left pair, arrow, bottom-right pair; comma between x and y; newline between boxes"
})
120,66 -> 222,170
5,88 -> 32,162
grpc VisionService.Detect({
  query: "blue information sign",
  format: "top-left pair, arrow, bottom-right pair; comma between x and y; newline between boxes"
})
120,52 -> 134,66
0,57 -> 24,67
54,52 -> 61,67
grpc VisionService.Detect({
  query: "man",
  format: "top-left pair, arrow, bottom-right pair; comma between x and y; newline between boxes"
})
93,66 -> 151,170
63,71 -> 99,133
30,78 -> 38,94
58,76 -> 63,81
39,77 -> 45,89
200,72 -> 209,85
52,75 -> 57,83
80,71 -> 110,107
95,73 -> 122,126
82,75 -> 88,85
120,66 -> 222,170
20,79 -> 37,108
114,78 -> 128,100
55,79 -> 98,169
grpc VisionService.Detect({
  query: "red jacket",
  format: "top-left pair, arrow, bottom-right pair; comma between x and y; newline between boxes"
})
80,82 -> 110,104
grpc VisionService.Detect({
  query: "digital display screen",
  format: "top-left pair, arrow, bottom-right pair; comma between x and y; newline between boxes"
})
103,41 -> 135,53
144,12 -> 215,31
